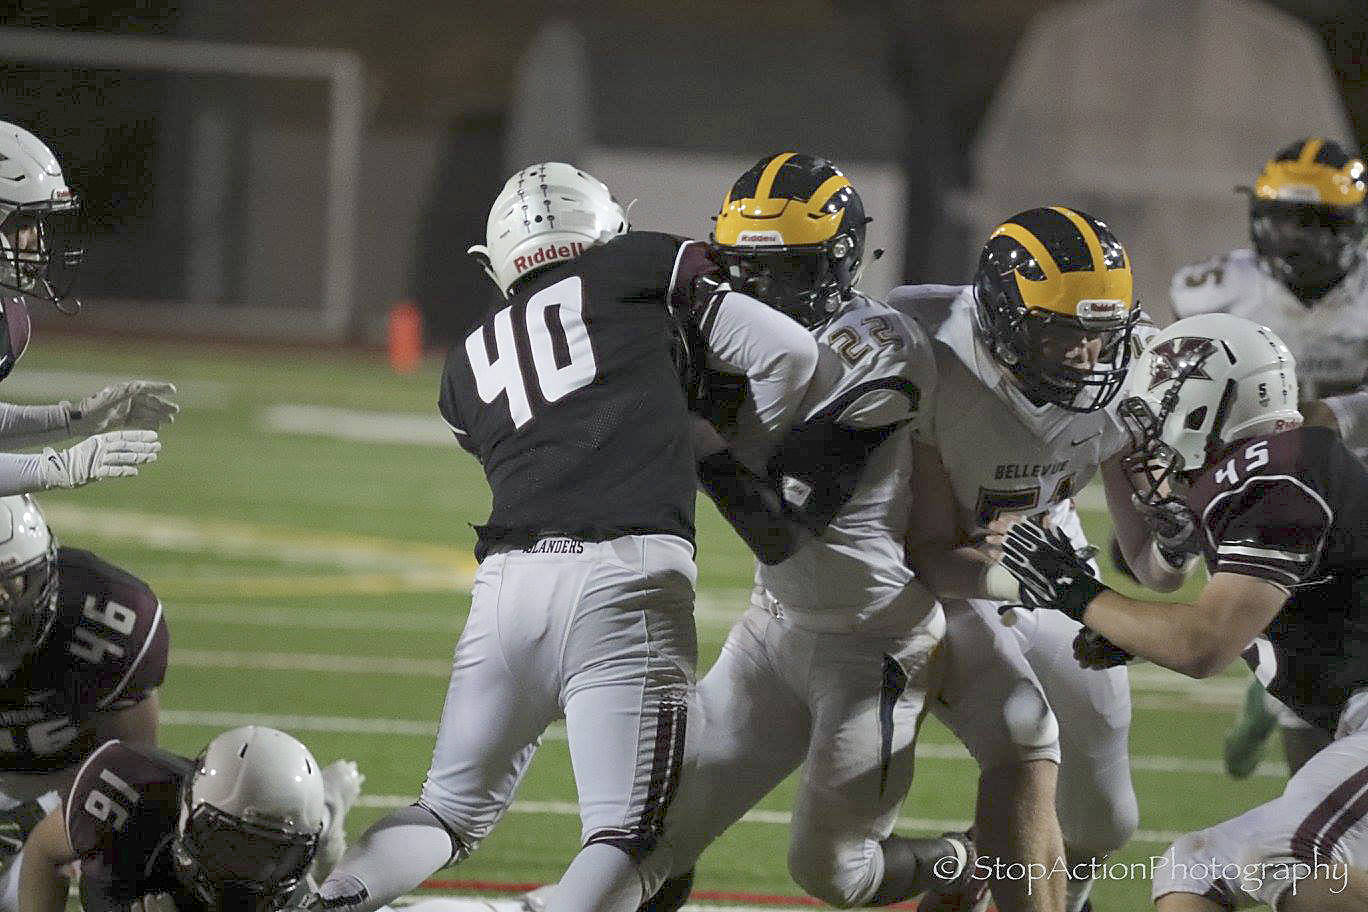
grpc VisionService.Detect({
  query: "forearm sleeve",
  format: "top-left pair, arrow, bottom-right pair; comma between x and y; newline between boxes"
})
0,402 -> 71,449
0,452 -> 50,494
697,449 -> 805,565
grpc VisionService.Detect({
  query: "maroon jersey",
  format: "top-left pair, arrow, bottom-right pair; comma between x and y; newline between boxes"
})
0,548 -> 167,773
66,740 -> 196,912
1186,426 -> 1368,731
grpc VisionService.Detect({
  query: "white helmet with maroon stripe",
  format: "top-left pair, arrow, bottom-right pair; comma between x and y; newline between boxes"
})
468,162 -> 628,298
1118,313 -> 1301,505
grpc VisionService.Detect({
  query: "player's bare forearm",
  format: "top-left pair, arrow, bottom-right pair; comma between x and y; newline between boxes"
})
906,542 -> 1001,600
1100,456 -> 1188,592
18,811 -> 75,912
1080,591 -> 1219,676
1082,573 -> 1286,678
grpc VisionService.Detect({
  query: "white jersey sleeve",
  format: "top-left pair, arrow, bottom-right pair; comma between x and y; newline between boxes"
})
700,290 -> 820,442
1325,385 -> 1368,455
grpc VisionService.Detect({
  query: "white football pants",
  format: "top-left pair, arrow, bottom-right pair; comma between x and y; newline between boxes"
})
645,586 -> 945,908
419,534 -> 697,864
1154,693 -> 1368,908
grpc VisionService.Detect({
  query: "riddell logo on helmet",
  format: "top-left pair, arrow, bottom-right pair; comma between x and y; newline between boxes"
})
736,231 -> 784,245
1275,184 -> 1321,203
514,242 -> 586,274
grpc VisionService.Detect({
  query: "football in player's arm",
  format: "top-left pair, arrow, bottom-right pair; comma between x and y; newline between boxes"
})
1001,313 -> 1368,911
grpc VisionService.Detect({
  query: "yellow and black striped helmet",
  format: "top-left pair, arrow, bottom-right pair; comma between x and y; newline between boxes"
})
711,152 -> 869,327
1248,138 -> 1367,302
973,206 -> 1139,413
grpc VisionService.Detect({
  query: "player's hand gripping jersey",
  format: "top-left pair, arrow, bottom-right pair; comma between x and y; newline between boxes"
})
1184,426 -> 1368,734
0,548 -> 166,778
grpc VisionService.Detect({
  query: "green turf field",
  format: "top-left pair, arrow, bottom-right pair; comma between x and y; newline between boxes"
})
15,335 -> 1287,909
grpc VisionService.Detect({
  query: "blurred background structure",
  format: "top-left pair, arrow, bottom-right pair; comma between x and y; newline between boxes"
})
2,0 -> 1364,343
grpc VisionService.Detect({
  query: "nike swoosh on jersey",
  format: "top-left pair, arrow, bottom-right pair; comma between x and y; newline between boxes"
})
1070,432 -> 1102,446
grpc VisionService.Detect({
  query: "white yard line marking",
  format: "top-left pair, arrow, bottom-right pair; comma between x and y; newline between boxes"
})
174,648 -> 453,676
163,639 -> 1252,709
43,503 -> 475,579
158,708 -> 1289,780
171,604 -> 466,631
262,403 -> 454,446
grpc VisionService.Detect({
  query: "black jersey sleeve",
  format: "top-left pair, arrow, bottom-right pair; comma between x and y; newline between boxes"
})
1203,475 -> 1332,588
437,357 -> 481,459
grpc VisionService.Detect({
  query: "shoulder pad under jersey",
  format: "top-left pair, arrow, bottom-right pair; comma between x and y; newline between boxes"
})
810,295 -> 933,430
1170,250 -> 1259,318
885,283 -> 967,337
52,548 -> 168,711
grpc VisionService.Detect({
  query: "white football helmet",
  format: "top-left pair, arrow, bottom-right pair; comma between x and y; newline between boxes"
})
1118,313 -> 1300,503
468,162 -> 628,297
0,495 -> 57,671
174,727 -> 327,911
0,121 -> 83,309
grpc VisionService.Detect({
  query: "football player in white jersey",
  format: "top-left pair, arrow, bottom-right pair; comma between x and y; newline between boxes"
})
633,152 -> 986,911
1170,138 -> 1368,780
0,121 -> 171,491
892,207 -> 1185,912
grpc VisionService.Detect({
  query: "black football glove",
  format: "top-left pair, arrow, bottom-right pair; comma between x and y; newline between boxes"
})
1133,495 -> 1202,567
1073,627 -> 1134,670
1000,521 -> 1111,623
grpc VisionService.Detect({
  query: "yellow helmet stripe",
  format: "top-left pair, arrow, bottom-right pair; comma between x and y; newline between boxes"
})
803,174 -> 853,214
1053,206 -> 1108,276
1300,138 -> 1323,166
995,223 -> 1062,281
754,152 -> 798,201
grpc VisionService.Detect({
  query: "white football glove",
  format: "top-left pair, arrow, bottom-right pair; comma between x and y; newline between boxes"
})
66,380 -> 179,436
41,430 -> 161,489
313,760 -> 365,882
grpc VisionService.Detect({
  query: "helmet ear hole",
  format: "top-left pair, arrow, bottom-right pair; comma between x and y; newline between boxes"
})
1184,406 -> 1208,430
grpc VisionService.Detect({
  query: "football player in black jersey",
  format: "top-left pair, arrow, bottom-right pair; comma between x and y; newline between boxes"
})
999,313 -> 1368,910
20,726 -> 361,912
0,494 -> 168,910
311,163 -> 820,912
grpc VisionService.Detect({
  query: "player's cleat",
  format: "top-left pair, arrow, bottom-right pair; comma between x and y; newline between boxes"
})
915,832 -> 989,912
313,760 -> 365,880
1223,680 -> 1277,779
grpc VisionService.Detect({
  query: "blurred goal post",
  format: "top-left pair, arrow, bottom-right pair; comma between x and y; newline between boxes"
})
0,28 -> 365,340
